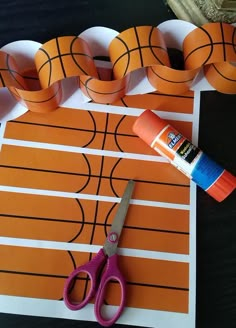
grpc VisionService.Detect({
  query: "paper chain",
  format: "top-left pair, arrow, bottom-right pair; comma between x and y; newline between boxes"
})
0,20 -> 235,113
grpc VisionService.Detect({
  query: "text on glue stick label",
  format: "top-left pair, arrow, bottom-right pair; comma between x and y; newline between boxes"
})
152,125 -> 225,190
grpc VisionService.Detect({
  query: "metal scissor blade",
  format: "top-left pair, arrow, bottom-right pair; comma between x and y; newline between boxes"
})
103,180 -> 135,257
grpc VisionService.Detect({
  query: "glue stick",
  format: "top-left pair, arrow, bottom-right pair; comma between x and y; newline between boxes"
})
133,110 -> 236,202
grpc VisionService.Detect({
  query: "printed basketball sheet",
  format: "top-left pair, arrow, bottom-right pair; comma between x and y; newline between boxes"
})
1,19 -> 235,328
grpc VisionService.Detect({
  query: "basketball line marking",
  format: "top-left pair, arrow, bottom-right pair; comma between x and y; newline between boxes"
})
0,65 -> 38,81
70,36 -> 94,76
0,215 -> 190,244
9,120 -> 136,137
186,25 -> 215,66
6,54 -> 26,90
149,67 -> 194,84
82,76 -> 93,99
134,26 -> 144,67
114,115 -> 127,152
68,202 -> 84,242
89,113 -> 109,245
80,78 -> 127,95
0,213 -> 190,235
149,92 -> 194,99
0,67 -> 21,75
38,47 -> 52,86
0,269 -> 189,292
127,281 -> 189,292
22,75 -> 39,81
184,41 -> 235,65
70,201 -> 84,244
220,22 -> 226,61
0,73 -> 5,87
10,85 -> 61,104
0,213 -> 83,225
75,157 -> 91,194
1,269 -> 68,279
67,250 -> 77,271
112,44 -> 168,72
0,162 -> 190,188
37,51 -> 94,74
211,64 -> 236,82
184,25 -> 213,65
232,28 -> 236,53
0,268 -> 189,292
148,26 -> 166,66
114,36 -> 130,76
56,37 -> 67,79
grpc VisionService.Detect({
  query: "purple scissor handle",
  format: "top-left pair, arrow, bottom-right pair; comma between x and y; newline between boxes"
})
63,180 -> 135,327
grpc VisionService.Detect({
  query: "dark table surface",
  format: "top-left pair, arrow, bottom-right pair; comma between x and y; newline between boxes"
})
0,1 -> 235,328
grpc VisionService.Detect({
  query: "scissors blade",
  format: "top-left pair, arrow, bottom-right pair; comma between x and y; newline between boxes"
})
103,180 -> 135,257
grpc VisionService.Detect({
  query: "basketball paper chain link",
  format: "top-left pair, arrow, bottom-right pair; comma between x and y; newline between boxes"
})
0,21 -> 235,113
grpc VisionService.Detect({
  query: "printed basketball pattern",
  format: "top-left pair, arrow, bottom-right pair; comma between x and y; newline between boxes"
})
80,74 -> 129,103
1,245 -> 189,313
183,23 -> 236,68
183,22 -> 236,93
0,92 -> 193,313
0,22 -> 234,111
109,26 -> 170,78
0,52 -> 26,89
35,36 -> 98,88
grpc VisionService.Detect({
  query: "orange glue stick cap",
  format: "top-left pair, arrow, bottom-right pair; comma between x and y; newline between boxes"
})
207,170 -> 236,202
133,110 -> 166,146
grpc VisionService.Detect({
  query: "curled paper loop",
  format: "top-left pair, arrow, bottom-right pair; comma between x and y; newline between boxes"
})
182,22 -> 236,94
0,20 -> 235,119
35,36 -> 99,88
109,26 -> 171,78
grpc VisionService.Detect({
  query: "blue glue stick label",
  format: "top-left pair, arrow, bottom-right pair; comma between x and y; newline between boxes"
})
191,153 -> 224,190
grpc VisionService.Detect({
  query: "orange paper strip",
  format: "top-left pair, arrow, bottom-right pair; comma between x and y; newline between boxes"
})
0,245 -> 189,313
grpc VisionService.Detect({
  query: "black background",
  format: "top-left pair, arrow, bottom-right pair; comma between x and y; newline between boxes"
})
0,1 -> 236,328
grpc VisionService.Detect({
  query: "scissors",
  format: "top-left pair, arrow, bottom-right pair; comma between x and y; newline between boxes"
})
63,180 -> 135,327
